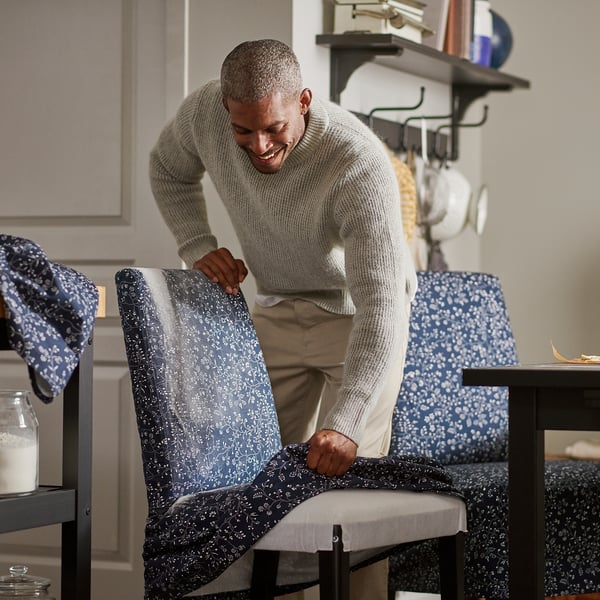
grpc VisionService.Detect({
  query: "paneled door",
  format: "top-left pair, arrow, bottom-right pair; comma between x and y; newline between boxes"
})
0,1 -> 180,597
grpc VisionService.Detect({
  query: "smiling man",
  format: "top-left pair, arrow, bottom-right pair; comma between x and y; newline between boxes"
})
149,39 -> 416,600
226,89 -> 312,174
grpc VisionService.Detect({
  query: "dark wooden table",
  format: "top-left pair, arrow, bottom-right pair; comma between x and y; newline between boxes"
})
463,363 -> 600,600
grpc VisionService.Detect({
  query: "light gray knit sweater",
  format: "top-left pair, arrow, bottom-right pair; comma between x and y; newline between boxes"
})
149,80 -> 416,445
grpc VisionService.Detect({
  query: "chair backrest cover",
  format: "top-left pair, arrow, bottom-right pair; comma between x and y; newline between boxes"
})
390,271 -> 518,465
115,268 -> 281,510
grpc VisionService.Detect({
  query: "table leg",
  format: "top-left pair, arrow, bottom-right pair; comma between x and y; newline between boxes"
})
61,339 -> 93,600
508,386 -> 545,600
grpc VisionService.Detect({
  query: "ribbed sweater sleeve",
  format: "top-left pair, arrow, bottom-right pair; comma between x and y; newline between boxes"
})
149,87 -> 218,266
317,126 -> 413,442
149,80 -> 417,445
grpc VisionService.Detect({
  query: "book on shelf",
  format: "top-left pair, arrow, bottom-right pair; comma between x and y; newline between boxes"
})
388,0 -> 426,20
421,0 -> 451,51
333,1 -> 434,43
443,0 -> 473,60
387,0 -> 435,40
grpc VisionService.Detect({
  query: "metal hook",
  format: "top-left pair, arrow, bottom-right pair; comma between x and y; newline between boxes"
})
367,86 -> 425,129
433,105 -> 489,159
401,110 -> 454,153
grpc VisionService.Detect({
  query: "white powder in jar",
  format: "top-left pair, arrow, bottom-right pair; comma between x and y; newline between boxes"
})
0,432 -> 38,495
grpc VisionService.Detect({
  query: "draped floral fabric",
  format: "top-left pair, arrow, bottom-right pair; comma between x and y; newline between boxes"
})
115,268 -> 459,600
0,234 -> 98,402
145,444 -> 456,600
388,271 -> 600,598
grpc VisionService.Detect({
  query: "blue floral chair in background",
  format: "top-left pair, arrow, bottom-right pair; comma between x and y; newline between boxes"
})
388,270 -> 600,599
115,267 -> 467,600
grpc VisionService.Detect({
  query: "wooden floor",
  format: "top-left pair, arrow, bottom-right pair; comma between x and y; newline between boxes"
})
474,596 -> 600,600
548,596 -> 600,600
397,592 -> 600,599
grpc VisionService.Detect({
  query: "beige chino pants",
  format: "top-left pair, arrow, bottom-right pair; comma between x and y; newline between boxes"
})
252,299 -> 410,600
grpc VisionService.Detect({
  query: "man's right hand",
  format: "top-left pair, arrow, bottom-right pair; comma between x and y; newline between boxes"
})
193,247 -> 248,295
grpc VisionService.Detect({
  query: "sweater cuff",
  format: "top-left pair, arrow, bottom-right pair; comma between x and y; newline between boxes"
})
179,235 -> 218,268
321,406 -> 368,447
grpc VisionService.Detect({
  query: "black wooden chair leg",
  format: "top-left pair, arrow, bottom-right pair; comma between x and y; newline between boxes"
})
318,524 -> 350,600
439,532 -> 465,600
250,549 -> 280,600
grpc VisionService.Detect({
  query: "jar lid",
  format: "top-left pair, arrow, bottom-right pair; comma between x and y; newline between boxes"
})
0,565 -> 51,593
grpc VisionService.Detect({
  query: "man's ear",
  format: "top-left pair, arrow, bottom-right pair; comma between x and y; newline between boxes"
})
299,88 -> 313,115
222,97 -> 230,112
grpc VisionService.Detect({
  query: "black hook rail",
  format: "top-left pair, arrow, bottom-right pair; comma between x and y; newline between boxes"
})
434,105 -> 489,159
317,33 -> 530,161
367,86 -> 426,129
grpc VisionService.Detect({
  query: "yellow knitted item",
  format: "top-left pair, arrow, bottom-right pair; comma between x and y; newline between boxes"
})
385,145 -> 418,243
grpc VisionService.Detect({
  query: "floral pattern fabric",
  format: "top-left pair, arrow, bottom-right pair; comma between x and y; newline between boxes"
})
0,234 -> 98,402
388,271 -> 600,598
145,444 -> 456,600
391,270 -> 518,464
115,268 -> 459,600
116,267 -> 283,508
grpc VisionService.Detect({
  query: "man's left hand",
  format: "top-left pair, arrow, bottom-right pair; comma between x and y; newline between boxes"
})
306,429 -> 358,477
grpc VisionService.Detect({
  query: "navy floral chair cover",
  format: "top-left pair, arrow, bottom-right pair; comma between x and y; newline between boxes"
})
116,268 -> 461,600
388,270 -> 600,599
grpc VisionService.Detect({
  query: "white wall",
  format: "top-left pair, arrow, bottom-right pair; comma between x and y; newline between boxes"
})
483,0 -> 600,452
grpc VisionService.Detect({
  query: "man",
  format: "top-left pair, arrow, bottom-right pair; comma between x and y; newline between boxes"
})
150,38 -> 416,600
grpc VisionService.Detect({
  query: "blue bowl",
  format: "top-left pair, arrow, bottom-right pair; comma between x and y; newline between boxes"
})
490,10 -> 513,69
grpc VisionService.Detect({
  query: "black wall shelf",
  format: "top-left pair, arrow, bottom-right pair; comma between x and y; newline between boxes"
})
316,33 -> 530,159
316,33 -> 530,105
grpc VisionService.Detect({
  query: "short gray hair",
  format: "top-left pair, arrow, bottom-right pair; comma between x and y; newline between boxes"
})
220,39 -> 303,103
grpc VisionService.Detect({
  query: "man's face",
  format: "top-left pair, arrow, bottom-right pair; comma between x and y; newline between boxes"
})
224,88 -> 312,174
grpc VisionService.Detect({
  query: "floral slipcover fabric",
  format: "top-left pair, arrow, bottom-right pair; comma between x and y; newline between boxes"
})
0,234 -> 98,402
388,270 -> 600,598
115,268 -> 459,600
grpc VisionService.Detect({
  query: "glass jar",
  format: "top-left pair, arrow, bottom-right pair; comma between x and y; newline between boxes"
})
0,565 -> 54,599
0,391 -> 39,496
